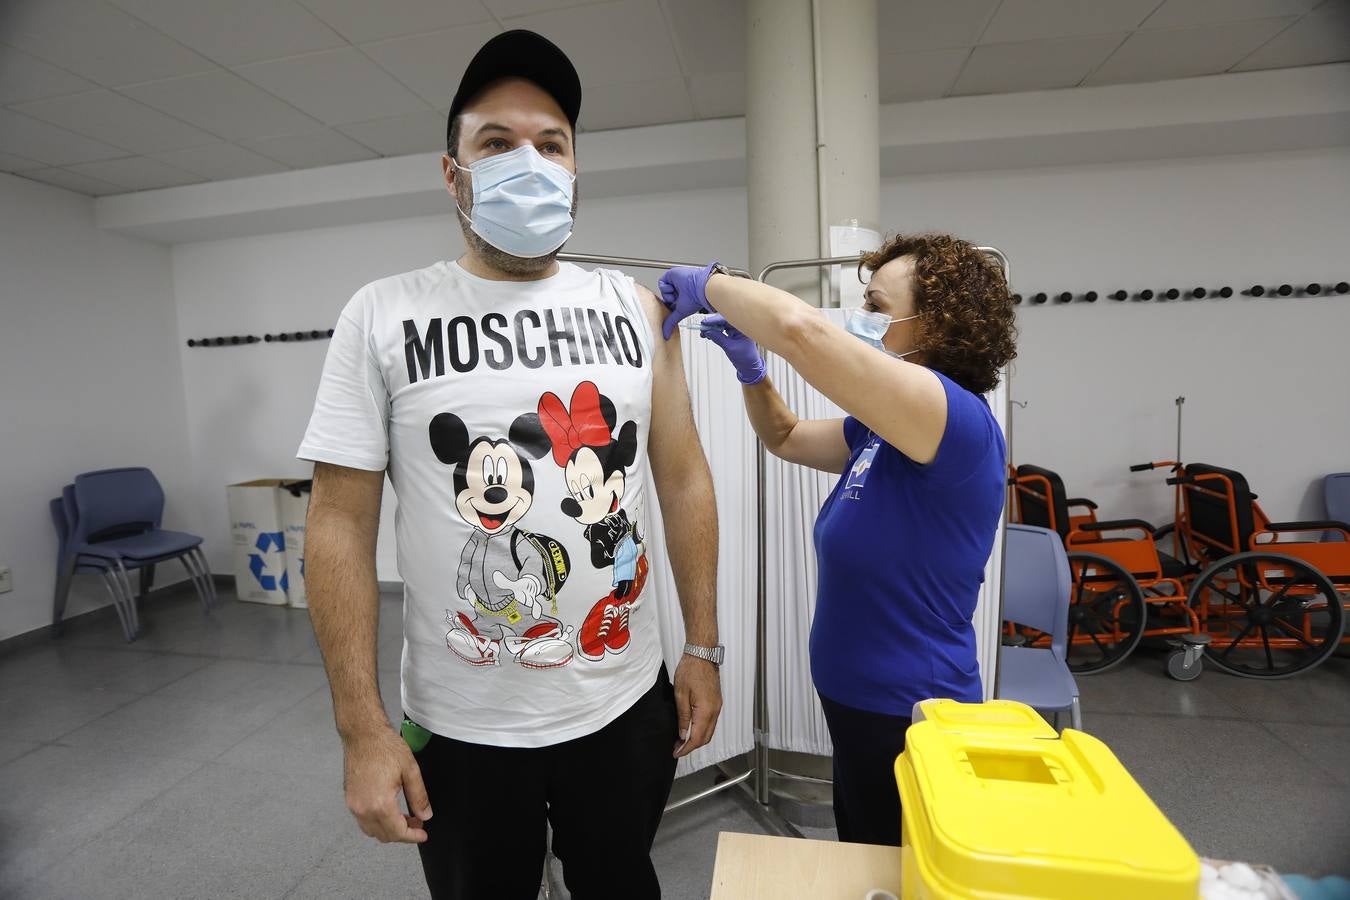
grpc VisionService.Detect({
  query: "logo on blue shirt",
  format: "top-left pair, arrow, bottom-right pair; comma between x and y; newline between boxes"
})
843,438 -> 881,499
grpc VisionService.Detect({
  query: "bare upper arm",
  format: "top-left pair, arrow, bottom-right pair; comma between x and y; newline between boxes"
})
309,461 -> 384,536
776,417 -> 851,474
636,284 -> 708,484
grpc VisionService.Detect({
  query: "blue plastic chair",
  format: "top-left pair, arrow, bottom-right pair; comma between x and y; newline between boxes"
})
999,523 -> 1083,730
52,468 -> 214,641
1324,473 -> 1350,542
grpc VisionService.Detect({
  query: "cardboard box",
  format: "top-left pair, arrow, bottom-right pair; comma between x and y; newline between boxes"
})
277,481 -> 311,609
226,479 -> 291,605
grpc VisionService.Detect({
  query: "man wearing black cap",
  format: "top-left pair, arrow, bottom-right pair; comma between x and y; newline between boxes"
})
298,29 -> 722,900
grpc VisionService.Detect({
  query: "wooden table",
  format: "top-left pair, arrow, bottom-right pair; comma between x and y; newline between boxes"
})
710,832 -> 903,900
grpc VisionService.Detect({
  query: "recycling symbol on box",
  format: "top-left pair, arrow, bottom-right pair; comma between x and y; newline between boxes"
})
249,531 -> 289,593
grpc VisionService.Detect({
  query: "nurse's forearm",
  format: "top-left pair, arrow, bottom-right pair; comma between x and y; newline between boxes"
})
704,273 -> 822,360
740,377 -> 798,455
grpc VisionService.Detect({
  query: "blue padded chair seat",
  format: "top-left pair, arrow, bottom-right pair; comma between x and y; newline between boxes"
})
84,529 -> 203,563
998,645 -> 1078,713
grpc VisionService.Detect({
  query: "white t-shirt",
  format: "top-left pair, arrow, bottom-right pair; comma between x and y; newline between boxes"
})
298,260 -> 664,747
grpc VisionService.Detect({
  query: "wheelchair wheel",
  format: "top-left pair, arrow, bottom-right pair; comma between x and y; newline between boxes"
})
1188,552 -> 1345,679
1062,552 -> 1146,674
1166,649 -> 1202,681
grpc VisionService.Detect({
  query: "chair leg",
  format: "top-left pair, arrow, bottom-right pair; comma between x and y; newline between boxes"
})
192,548 -> 217,607
1051,709 -> 1061,732
100,571 -> 136,642
52,555 -> 76,630
1070,696 -> 1083,731
180,553 -> 211,614
139,563 -> 155,599
113,559 -> 141,637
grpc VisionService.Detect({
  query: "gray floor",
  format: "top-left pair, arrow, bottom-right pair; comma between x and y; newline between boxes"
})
1,584 -> 1347,899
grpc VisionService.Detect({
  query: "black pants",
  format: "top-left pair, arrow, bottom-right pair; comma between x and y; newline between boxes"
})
818,693 -> 912,847
410,667 -> 679,900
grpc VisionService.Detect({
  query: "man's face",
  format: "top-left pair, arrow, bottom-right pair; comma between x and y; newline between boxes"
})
442,78 -> 577,275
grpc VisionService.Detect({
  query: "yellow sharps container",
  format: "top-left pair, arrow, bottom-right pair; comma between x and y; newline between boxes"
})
895,700 -> 1200,899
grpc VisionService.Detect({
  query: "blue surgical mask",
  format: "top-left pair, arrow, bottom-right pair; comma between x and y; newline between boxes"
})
845,308 -> 918,358
452,144 -> 576,259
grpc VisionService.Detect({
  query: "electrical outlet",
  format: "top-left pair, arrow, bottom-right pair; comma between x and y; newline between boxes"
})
0,566 -> 10,594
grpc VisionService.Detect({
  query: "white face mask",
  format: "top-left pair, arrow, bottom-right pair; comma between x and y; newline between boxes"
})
844,308 -> 918,358
452,144 -> 576,259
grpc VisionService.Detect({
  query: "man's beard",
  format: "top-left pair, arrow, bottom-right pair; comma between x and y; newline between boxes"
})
454,175 -> 578,277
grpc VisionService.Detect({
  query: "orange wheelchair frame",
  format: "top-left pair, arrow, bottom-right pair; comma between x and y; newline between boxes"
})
1010,460 -> 1348,680
1160,461 -> 1349,678
1008,464 -> 1199,676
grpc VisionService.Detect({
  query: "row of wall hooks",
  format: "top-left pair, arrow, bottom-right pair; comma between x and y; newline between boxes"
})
186,329 -> 334,347
1013,281 -> 1349,305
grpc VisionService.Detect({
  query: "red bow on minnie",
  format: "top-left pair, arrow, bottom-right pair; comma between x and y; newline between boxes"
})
538,382 -> 611,467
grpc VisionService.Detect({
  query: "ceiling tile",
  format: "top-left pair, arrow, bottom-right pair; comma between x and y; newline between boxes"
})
579,77 -> 695,131
297,0 -> 493,43
361,23 -> 504,107
106,0 -> 348,66
664,0 -> 746,74
880,47 -> 970,102
877,0 -> 1001,51
3,0 -> 214,86
952,33 -> 1127,95
13,89 -> 221,155
688,71 -> 746,119
1087,16 -> 1297,85
509,0 -> 681,86
241,129 -> 381,167
0,151 -> 45,172
67,155 -> 205,190
123,70 -> 323,140
235,48 -> 431,126
1233,0 -> 1350,69
19,167 -> 125,196
981,0 -> 1161,44
150,142 -> 290,179
0,108 -> 127,166
336,110 -> 446,156
0,45 -> 96,105
486,0 -> 605,15
1142,0 -> 1322,29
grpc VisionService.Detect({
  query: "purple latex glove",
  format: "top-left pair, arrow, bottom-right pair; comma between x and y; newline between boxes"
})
699,314 -> 765,386
657,263 -> 719,340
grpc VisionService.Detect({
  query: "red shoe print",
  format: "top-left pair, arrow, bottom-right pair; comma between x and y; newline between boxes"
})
446,612 -> 501,667
578,556 -> 648,662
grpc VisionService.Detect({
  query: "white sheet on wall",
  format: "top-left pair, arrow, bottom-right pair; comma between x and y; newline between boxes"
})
645,320 -> 759,777
761,309 -> 1009,756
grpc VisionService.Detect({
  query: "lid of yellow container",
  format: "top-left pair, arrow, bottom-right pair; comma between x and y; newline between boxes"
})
899,718 -> 1199,899
913,698 -> 1058,739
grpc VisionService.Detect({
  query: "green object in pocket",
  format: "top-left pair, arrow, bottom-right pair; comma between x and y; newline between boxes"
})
400,718 -> 432,753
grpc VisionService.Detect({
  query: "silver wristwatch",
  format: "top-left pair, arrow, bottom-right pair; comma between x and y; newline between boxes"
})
683,642 -> 725,667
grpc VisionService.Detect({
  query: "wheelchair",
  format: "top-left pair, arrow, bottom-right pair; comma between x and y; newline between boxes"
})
1158,462 -> 1349,679
1010,461 -> 1349,680
1008,464 -> 1198,677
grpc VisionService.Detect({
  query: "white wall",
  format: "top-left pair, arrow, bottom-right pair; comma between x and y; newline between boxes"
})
169,186 -> 749,579
168,146 -> 1350,583
0,174 -> 191,642
880,147 -> 1350,527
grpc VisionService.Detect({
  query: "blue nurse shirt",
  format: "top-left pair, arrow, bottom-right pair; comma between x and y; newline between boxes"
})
810,370 -> 1006,716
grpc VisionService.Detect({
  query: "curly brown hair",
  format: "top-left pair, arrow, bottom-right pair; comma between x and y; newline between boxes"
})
858,233 -> 1017,395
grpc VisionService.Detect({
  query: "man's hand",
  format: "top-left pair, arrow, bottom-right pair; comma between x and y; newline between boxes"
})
672,655 -> 722,758
493,570 -> 543,618
342,728 -> 433,844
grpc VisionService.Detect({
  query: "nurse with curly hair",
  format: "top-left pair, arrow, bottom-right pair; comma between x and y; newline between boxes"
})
658,234 -> 1018,847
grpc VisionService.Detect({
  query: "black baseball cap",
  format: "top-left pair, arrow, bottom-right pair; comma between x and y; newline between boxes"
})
447,30 -> 582,147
